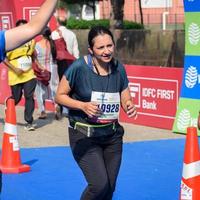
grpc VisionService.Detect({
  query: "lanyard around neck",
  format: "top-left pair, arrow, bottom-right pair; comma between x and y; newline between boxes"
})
87,54 -> 110,75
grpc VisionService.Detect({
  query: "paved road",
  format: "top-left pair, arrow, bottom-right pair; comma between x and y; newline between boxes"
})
0,105 -> 185,148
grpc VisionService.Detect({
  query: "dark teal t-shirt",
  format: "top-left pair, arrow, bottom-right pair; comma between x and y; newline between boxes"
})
64,56 -> 129,123
0,31 -> 6,63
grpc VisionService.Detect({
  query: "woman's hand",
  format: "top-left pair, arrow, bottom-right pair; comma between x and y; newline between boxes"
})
82,102 -> 102,118
38,64 -> 45,71
126,100 -> 137,118
121,88 -> 137,119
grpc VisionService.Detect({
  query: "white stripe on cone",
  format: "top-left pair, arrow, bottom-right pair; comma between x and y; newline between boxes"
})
182,160 -> 200,179
4,123 -> 17,136
180,181 -> 192,200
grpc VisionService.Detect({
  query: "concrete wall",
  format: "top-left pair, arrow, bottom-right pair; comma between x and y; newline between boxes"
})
74,29 -> 184,67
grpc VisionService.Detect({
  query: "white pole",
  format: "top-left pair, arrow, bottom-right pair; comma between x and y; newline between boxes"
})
162,11 -> 169,30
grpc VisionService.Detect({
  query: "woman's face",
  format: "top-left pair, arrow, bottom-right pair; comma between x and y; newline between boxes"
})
91,34 -> 114,63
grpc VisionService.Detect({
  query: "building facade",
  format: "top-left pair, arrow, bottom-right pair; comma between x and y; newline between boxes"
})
99,0 -> 184,25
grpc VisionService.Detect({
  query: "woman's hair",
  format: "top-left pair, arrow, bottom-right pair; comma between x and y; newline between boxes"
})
42,27 -> 57,62
88,26 -> 115,49
16,19 -> 28,27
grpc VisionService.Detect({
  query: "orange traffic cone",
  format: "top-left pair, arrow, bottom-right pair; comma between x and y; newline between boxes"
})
0,98 -> 30,173
180,127 -> 200,200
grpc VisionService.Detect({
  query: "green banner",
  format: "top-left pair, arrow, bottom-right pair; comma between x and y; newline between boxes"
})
173,1 -> 200,134
173,97 -> 200,134
185,12 -> 200,55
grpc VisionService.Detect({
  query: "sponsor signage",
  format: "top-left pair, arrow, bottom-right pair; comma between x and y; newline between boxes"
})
128,77 -> 178,118
22,7 -> 39,21
173,98 -> 199,134
173,0 -> 200,134
184,0 -> 200,12
185,12 -> 200,55
120,65 -> 183,129
181,56 -> 200,99
0,13 -> 13,30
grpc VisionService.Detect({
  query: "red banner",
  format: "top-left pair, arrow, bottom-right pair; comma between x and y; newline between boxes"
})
119,65 -> 183,130
0,64 -> 183,129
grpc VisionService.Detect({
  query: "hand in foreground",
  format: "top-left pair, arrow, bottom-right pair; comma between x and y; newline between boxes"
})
82,102 -> 102,118
126,100 -> 137,119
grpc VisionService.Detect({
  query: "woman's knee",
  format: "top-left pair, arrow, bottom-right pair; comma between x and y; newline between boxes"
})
89,179 -> 110,198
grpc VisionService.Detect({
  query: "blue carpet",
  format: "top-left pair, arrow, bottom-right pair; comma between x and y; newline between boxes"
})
1,139 -> 185,200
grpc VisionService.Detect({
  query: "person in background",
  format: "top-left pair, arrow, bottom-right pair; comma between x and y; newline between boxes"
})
52,7 -> 79,80
4,19 -> 36,131
0,0 -> 58,63
56,26 -> 137,200
34,27 -> 59,119
52,7 -> 79,117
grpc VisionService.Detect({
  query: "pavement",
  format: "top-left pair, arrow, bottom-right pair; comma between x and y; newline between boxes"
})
0,105 -> 185,148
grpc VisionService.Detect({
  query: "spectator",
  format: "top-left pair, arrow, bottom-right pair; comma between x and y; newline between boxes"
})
4,19 -> 36,131
51,7 -> 79,80
34,27 -> 60,119
52,7 -> 79,117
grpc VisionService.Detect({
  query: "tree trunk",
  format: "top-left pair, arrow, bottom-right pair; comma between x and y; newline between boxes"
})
110,0 -> 124,29
138,0 -> 143,25
92,0 -> 96,20
165,31 -> 177,67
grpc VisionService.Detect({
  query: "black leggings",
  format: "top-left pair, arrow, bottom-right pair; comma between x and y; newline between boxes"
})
69,125 -> 124,200
57,60 -> 69,114
57,60 -> 69,81
11,78 -> 36,124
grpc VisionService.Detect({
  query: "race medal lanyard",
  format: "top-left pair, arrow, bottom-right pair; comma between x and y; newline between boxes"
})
88,54 -> 120,123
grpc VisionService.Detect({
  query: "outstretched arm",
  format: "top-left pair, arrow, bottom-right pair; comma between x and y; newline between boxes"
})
5,0 -> 58,51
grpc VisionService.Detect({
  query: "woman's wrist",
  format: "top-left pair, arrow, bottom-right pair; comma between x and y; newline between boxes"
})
78,101 -> 85,111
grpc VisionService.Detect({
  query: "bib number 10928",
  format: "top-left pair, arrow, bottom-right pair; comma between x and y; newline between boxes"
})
98,103 -> 120,113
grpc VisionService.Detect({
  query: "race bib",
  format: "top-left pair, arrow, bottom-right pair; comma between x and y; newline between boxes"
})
91,91 -> 120,123
17,56 -> 32,71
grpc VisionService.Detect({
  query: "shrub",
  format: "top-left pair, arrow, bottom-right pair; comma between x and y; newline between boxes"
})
67,18 -> 144,30
67,19 -> 109,29
123,20 -> 144,29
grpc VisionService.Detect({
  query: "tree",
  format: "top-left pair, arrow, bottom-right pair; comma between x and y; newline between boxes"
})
60,0 -> 125,27
138,0 -> 143,25
110,0 -> 124,29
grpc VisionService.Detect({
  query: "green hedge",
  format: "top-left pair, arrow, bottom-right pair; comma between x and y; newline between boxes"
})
123,20 -> 144,29
67,19 -> 144,30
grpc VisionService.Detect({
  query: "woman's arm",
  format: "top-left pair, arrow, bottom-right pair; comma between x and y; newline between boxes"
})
121,87 -> 137,118
34,58 -> 46,71
5,0 -> 58,51
55,76 -> 101,118
3,59 -> 23,75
